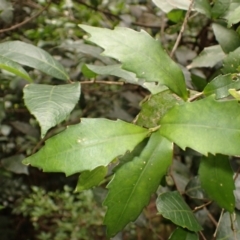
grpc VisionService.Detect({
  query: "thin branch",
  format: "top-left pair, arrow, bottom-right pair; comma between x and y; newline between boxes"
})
199,231 -> 207,240
0,1 -> 51,33
170,0 -> 195,58
213,208 -> 224,238
188,92 -> 204,102
193,201 -> 212,212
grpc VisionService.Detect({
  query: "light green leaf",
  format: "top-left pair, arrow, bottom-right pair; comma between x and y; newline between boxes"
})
135,90 -> 181,128
157,191 -> 202,231
160,95 -> 240,156
194,0 -> 211,18
199,155 -> 235,212
86,64 -> 167,94
203,74 -> 240,99
0,55 -> 32,82
217,211 -> 240,239
103,133 -> 173,237
187,45 -> 225,69
0,41 -> 69,80
23,83 -> 80,137
227,5 -> 240,27
212,23 -> 240,53
75,166 -> 107,192
79,25 -> 188,100
152,0 -> 174,12
168,227 -> 199,240
211,0 -> 230,19
222,47 -> 240,74
23,118 -> 149,176
229,88 -> 240,100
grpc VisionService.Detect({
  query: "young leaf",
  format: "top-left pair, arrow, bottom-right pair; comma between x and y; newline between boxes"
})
211,0 -> 230,19
188,45 -> 225,69
0,41 -> 69,80
135,90 -> 181,128
212,23 -> 240,53
85,64 -> 166,94
157,191 -> 202,231
199,155 -> 235,212
23,83 -> 81,137
75,166 -> 107,192
23,118 -> 149,176
203,74 -> 240,99
0,56 -> 32,82
160,95 -> 240,156
79,25 -> 188,100
216,211 -> 240,239
103,133 -> 173,237
168,227 -> 199,240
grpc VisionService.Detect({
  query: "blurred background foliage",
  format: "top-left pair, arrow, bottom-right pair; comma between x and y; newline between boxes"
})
0,0 -> 226,239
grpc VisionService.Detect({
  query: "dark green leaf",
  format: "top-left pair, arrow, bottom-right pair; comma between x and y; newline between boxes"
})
160,95 -> 240,156
135,90 -> 181,128
104,133 -> 173,237
75,166 -> 107,192
23,83 -> 81,137
168,227 -> 199,240
0,56 -> 32,82
217,211 -> 240,239
0,41 -> 69,80
188,45 -> 225,69
79,25 -> 188,100
222,47 -> 240,74
23,118 -> 149,176
211,0 -> 230,19
199,154 -> 235,212
203,74 -> 240,99
157,191 -> 202,231
212,23 -> 240,53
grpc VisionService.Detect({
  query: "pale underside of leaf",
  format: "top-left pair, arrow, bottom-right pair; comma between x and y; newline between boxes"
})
103,133 -> 173,237
0,41 -> 69,80
79,25 -> 188,100
23,118 -> 149,176
160,95 -> 240,156
23,83 -> 81,137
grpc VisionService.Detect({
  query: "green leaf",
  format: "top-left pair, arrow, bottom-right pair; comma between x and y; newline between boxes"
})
75,166 -> 107,192
194,0 -> 211,18
0,55 -> 32,82
160,95 -> 240,156
79,25 -> 188,100
187,45 -> 225,69
227,5 -> 240,27
23,118 -> 149,176
212,23 -> 240,53
156,191 -> 202,231
222,47 -> 240,74
0,41 -> 69,80
23,83 -> 81,137
168,227 -> 199,240
86,64 -> 167,94
199,154 -> 235,212
203,74 -> 240,99
211,0 -> 230,19
135,90 -> 181,128
217,211 -> 240,239
103,133 -> 173,237
229,88 -> 240,100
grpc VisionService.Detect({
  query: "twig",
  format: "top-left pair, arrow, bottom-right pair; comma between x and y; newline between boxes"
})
213,208 -> 224,238
81,80 -> 125,85
170,0 -> 195,58
188,92 -> 203,102
193,201 -> 212,212
0,1 -> 51,33
199,231 -> 207,240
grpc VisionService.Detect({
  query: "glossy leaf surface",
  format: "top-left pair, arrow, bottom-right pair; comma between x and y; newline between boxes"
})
0,41 -> 69,80
103,133 -> 172,237
203,74 -> 240,99
157,191 -> 202,231
23,118 -> 149,176
199,155 -> 235,212
23,83 -> 80,137
79,25 -> 188,100
75,166 -> 107,192
222,47 -> 240,74
160,95 -> 240,156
